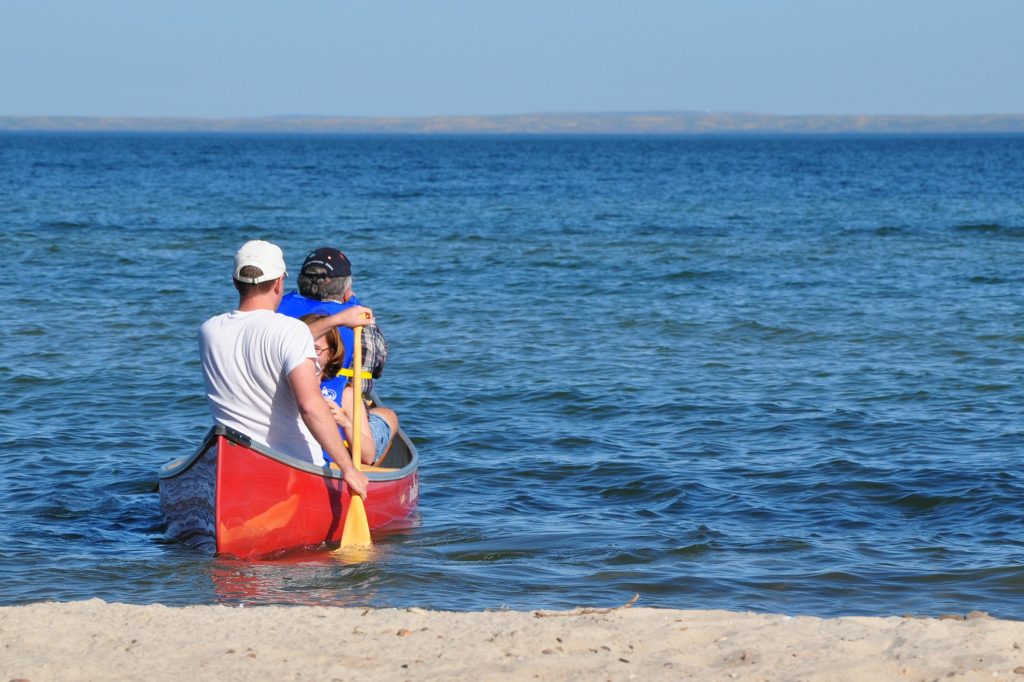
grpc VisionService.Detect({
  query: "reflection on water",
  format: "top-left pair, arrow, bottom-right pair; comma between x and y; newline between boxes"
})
210,525 -> 417,606
211,555 -> 379,606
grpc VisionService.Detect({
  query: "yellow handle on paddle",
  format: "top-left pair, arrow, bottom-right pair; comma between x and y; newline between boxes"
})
338,368 -> 373,380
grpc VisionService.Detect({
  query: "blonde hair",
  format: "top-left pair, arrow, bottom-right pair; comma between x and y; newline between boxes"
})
299,313 -> 346,378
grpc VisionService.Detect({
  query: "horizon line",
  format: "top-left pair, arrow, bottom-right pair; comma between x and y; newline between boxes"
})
3,111 -> 1024,135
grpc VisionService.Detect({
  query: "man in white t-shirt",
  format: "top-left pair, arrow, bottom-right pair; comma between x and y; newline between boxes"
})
198,239 -> 369,499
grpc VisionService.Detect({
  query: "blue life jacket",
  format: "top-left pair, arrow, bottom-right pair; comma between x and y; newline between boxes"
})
320,372 -> 349,408
318,372 -> 350,464
277,291 -> 361,369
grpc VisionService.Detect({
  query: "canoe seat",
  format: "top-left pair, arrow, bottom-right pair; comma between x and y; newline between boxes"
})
327,462 -> 397,473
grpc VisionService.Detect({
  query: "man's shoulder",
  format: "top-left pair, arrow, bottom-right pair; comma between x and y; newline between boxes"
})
267,311 -> 311,333
256,313 -> 313,352
204,309 -> 302,333
199,310 -> 237,334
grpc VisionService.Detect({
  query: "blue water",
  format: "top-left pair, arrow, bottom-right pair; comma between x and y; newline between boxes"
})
3,133 -> 1024,617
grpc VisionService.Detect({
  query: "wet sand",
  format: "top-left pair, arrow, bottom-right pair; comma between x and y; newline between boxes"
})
3,599 -> 1023,681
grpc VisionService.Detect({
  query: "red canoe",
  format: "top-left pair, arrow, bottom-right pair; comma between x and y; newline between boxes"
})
159,416 -> 419,559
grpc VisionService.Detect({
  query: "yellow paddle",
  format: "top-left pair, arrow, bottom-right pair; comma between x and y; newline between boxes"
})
338,325 -> 372,549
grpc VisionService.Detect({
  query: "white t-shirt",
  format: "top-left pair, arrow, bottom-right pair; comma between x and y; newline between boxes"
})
198,309 -> 324,465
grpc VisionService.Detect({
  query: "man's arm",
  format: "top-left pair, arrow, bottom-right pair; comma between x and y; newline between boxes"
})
288,359 -> 369,498
307,305 -> 375,340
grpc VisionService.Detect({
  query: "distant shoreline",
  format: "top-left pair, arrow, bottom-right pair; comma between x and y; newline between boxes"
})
3,112 -> 1024,135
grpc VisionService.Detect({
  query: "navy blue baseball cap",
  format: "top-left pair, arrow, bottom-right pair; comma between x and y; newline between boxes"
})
300,247 -> 351,277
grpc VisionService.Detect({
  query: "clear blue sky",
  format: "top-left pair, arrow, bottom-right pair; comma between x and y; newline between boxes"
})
2,0 -> 1022,118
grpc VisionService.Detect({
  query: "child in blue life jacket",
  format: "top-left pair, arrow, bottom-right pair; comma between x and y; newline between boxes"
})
301,314 -> 399,467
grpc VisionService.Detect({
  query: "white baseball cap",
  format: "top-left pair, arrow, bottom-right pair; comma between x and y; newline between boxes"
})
233,240 -> 288,284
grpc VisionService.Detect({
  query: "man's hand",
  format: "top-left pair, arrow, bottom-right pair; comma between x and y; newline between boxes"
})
344,467 -> 369,499
332,305 -> 374,329
325,397 -> 351,429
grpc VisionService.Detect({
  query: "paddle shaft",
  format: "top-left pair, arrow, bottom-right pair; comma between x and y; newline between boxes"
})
352,326 -> 363,471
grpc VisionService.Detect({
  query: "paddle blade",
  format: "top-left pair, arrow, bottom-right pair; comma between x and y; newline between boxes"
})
339,493 -> 372,548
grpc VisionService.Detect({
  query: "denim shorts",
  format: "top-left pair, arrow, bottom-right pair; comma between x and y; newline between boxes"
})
368,413 -> 393,463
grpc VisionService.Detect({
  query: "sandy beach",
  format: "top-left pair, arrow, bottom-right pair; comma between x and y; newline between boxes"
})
3,600 -> 1024,681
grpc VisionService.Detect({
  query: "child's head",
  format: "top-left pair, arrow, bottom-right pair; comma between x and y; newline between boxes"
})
299,313 -> 346,378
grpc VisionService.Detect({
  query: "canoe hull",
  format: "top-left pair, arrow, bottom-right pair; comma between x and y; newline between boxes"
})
160,425 -> 419,559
